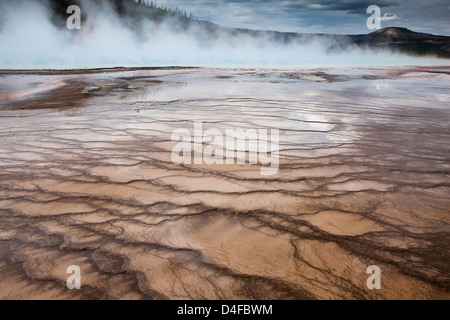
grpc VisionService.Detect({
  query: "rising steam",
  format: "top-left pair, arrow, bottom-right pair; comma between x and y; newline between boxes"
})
0,0 -> 448,69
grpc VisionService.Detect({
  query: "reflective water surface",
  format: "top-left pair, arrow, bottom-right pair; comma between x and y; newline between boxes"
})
0,67 -> 449,299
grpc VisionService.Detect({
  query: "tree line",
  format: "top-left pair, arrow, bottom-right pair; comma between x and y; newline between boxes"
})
134,0 -> 196,20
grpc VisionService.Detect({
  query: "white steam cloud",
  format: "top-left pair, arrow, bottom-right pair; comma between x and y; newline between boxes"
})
0,0 -> 448,69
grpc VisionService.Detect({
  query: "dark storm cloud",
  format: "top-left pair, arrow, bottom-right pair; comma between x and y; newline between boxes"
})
280,0 -> 398,15
223,0 -> 398,14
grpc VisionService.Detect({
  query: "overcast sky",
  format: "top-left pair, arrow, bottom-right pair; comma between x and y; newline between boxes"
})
154,0 -> 450,35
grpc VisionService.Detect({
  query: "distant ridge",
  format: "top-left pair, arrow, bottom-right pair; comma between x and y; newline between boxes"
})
350,27 -> 450,58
